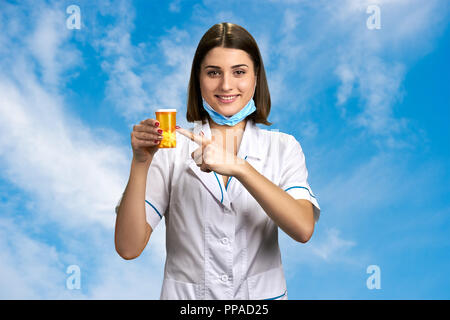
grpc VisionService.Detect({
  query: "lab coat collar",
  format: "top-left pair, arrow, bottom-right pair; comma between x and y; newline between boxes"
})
187,118 -> 264,209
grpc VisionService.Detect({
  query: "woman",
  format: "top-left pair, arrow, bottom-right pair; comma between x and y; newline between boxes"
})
115,22 -> 321,300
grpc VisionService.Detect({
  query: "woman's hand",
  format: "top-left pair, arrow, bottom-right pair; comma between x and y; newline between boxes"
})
176,127 -> 246,176
131,118 -> 164,163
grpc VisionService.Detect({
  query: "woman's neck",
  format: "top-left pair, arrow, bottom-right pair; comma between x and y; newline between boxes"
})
208,117 -> 248,155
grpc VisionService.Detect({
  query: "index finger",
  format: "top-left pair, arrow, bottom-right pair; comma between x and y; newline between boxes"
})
140,118 -> 160,127
176,127 -> 209,146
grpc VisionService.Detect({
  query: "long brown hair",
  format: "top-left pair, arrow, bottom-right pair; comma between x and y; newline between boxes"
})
186,22 -> 272,126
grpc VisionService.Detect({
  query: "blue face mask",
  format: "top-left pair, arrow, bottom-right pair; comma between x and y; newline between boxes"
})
202,86 -> 257,126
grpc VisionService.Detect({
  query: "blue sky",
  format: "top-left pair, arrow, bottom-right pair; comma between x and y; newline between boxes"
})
0,0 -> 449,299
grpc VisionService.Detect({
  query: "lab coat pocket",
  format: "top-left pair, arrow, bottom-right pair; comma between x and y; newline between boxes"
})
160,277 -> 202,300
247,266 -> 288,300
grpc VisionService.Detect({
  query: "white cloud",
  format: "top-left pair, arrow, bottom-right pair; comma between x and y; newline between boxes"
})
332,0 -> 445,139
319,150 -> 443,218
279,226 -> 358,274
150,28 -> 196,117
309,227 -> 356,261
0,213 -> 166,299
88,250 -> 164,299
298,120 -> 319,139
26,6 -> 82,86
169,0 -> 182,13
279,148 -> 445,273
0,218 -> 82,299
0,77 -> 127,229
335,64 -> 356,109
92,5 -> 196,128
92,1 -> 153,120
337,56 -> 407,137
0,70 -> 168,296
264,0 -> 447,147
0,0 -> 167,299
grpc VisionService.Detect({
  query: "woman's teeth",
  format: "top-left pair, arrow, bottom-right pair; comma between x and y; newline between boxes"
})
217,95 -> 237,100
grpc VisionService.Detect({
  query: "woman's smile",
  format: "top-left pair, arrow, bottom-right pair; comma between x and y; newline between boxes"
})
215,94 -> 240,104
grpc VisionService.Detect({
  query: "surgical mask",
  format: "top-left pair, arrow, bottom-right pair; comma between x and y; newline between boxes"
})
202,83 -> 257,126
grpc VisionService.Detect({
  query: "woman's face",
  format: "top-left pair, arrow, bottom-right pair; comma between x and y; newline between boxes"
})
199,47 -> 256,117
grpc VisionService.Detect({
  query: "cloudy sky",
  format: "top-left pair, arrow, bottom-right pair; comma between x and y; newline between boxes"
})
0,0 -> 449,299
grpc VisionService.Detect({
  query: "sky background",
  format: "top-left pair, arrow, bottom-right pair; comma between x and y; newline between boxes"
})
0,0 -> 449,299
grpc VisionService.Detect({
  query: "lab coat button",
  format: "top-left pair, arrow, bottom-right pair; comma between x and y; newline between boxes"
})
221,238 -> 229,245
220,274 -> 229,282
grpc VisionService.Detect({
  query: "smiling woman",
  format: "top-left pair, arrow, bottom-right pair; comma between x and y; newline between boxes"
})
115,22 -> 321,301
186,22 -> 272,126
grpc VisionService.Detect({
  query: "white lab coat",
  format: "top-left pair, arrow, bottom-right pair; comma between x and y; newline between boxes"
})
116,119 -> 321,300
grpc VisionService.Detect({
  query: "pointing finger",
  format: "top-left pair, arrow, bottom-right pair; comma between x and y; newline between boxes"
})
176,127 -> 210,146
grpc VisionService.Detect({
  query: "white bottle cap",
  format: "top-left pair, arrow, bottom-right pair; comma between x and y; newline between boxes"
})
155,108 -> 177,112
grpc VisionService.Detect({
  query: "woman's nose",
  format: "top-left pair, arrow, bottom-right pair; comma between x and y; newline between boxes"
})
220,73 -> 233,91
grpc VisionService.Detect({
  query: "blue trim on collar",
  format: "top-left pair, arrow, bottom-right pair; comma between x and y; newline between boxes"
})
213,172 -> 223,203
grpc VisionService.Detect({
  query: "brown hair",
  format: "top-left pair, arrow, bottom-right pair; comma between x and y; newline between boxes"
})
186,22 -> 272,126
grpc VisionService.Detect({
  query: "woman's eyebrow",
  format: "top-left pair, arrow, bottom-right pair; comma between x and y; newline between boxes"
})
204,64 -> 249,69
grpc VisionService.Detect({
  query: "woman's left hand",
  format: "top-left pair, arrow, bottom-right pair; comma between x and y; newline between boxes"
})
176,127 -> 246,176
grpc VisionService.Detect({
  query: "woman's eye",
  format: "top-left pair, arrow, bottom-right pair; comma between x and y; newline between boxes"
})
206,70 -> 246,77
